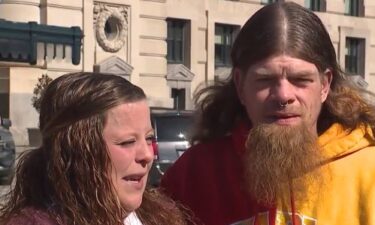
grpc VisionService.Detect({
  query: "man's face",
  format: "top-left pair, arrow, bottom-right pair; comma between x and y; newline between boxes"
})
234,55 -> 332,133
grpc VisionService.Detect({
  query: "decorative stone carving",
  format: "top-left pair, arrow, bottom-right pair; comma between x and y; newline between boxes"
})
94,3 -> 129,52
94,56 -> 133,80
166,64 -> 195,109
166,64 -> 194,82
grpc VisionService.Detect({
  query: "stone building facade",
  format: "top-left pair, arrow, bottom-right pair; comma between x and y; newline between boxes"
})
0,0 -> 375,145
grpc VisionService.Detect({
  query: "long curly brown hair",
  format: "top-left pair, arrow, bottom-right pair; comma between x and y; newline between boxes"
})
191,2 -> 375,144
0,72 -> 191,225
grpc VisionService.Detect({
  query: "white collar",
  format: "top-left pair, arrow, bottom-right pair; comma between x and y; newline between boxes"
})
124,212 -> 143,225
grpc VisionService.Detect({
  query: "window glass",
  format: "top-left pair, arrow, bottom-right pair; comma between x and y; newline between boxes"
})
154,116 -> 192,141
215,24 -> 237,67
345,0 -> 362,16
345,37 -> 365,77
167,19 -> 186,64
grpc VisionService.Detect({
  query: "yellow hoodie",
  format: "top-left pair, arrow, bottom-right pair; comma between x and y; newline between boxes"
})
273,123 -> 375,225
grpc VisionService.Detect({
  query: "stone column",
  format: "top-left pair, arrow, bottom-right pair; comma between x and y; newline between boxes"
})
0,0 -> 40,23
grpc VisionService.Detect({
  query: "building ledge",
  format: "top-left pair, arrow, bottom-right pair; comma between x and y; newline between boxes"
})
166,64 -> 194,82
0,19 -> 83,65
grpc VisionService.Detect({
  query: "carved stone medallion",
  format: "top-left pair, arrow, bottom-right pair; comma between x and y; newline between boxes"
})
94,3 -> 129,52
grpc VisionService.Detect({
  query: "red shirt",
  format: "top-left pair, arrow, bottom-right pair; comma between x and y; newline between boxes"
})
5,207 -> 58,225
160,125 -> 271,225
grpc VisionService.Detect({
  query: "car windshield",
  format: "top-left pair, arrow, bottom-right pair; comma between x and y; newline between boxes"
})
155,116 -> 192,141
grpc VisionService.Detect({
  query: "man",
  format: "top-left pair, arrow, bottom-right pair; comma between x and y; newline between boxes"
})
160,2 -> 375,225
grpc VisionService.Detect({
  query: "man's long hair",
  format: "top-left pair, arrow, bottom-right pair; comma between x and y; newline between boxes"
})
191,2 -> 375,144
0,72 -> 189,225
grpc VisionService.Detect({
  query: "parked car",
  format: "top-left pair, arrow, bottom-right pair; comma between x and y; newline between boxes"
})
148,109 -> 193,187
0,117 -> 16,184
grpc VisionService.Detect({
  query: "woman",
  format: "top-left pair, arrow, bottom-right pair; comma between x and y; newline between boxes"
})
0,72 -> 190,225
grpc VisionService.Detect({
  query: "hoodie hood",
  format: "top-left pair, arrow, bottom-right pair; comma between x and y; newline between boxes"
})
318,123 -> 375,161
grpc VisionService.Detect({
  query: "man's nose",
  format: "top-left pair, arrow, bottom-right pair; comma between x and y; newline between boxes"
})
136,140 -> 154,167
271,79 -> 295,105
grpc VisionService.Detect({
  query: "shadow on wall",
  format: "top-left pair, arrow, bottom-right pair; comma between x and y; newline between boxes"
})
27,128 -> 42,147
9,92 -> 39,146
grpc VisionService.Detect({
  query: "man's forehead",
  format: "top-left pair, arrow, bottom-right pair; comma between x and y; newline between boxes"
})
248,56 -> 318,76
251,67 -> 317,76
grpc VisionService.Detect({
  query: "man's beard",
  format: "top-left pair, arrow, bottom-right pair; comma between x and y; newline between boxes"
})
243,123 -> 325,205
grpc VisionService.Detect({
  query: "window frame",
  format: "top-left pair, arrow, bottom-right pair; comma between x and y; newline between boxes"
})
166,19 -> 190,65
345,0 -> 364,17
260,0 -> 283,5
345,37 -> 365,78
305,0 -> 326,12
214,23 -> 238,67
171,88 -> 186,110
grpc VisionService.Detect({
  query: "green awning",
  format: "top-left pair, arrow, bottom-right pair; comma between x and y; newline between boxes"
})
0,19 -> 83,65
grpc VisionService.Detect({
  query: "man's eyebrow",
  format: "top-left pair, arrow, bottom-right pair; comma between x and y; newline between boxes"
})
251,68 -> 318,77
287,70 -> 317,77
252,68 -> 277,76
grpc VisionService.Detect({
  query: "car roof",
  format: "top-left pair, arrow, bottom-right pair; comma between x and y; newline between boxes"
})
150,108 -> 194,116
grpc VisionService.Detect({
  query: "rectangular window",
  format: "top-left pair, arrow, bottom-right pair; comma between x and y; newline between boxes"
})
345,37 -> 365,77
305,0 -> 326,12
215,24 -> 238,67
261,0 -> 282,4
167,19 -> 190,65
0,93 -> 9,118
345,0 -> 364,17
171,88 -> 186,110
0,70 -> 9,118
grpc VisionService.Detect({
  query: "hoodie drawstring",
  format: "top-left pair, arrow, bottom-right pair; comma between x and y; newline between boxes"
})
289,180 -> 296,225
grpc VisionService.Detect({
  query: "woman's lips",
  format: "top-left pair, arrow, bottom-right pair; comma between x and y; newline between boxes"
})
123,173 -> 147,189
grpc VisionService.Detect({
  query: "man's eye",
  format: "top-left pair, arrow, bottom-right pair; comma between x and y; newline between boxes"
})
256,77 -> 272,82
292,78 -> 313,84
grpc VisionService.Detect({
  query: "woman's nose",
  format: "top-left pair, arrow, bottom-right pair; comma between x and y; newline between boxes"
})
136,140 -> 154,167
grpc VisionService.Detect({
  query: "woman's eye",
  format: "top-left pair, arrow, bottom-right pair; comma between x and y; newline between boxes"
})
118,139 -> 135,147
146,135 -> 155,145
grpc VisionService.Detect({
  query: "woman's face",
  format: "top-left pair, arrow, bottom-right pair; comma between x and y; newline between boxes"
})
103,100 -> 154,212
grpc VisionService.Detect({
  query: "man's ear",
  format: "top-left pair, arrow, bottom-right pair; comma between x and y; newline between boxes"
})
233,68 -> 245,105
321,69 -> 333,103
